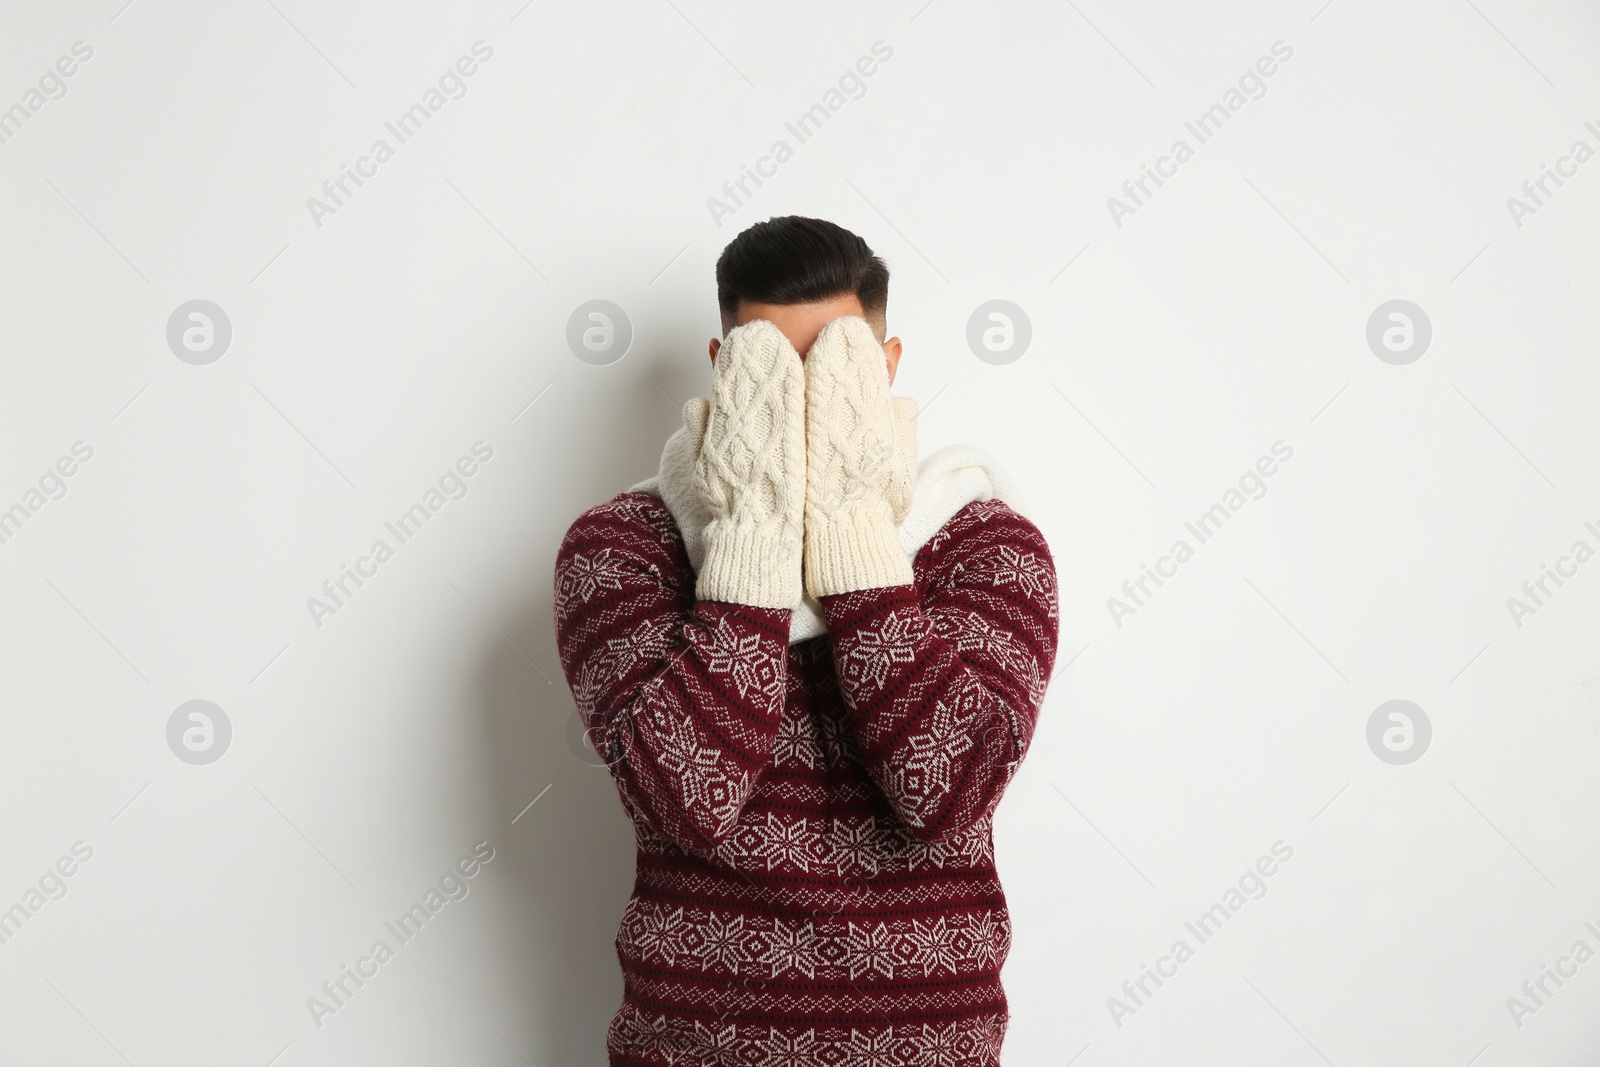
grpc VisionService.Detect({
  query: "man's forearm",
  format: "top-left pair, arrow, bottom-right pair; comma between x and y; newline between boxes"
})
583,599 -> 792,854
554,497 -> 794,858
820,586 -> 1024,841
818,503 -> 1058,843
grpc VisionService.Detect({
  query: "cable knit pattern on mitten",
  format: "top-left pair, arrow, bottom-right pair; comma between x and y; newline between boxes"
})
803,315 -> 917,598
692,319 -> 807,607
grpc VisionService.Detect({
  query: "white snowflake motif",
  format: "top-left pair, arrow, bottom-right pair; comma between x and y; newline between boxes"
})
905,916 -> 964,977
814,704 -> 855,766
826,817 -> 881,877
627,903 -> 691,967
957,822 -> 995,866
841,921 -> 898,981
697,616 -> 780,701
759,811 -> 817,872
944,615 -> 1043,704
652,710 -> 747,839
595,643 -> 636,700
755,1025 -> 822,1067
571,656 -> 609,720
770,707 -> 818,769
904,834 -> 957,873
556,548 -> 625,613
882,762 -> 927,829
976,1010 -> 1009,1059
955,543 -> 1051,600
653,710 -> 723,788
605,614 -> 677,680
914,1020 -> 968,1067
694,910 -> 750,974
909,695 -> 977,771
689,1020 -> 745,1065
601,633 -> 636,675
701,766 -> 751,841
709,823 -> 752,867
966,911 -> 1006,969
839,1025 -> 898,1067
761,917 -> 817,979
890,696 -> 978,826
835,610 -> 925,689
614,1006 -> 677,1061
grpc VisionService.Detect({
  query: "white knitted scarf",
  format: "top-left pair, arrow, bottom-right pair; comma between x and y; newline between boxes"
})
630,412 -> 1029,643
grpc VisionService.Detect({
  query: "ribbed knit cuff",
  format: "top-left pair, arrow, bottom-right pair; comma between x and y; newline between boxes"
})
698,521 -> 802,608
804,506 -> 913,599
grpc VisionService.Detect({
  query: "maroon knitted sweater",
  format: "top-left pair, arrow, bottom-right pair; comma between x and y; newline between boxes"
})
553,489 -> 1059,1066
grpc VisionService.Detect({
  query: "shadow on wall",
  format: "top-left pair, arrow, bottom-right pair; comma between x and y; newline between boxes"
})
462,333 -> 704,1065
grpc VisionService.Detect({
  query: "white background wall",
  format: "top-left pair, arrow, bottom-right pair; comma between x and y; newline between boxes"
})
2,1 -> 1597,1064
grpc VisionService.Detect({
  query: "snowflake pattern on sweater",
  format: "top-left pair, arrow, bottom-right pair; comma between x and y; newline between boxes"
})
553,491 -> 1059,1066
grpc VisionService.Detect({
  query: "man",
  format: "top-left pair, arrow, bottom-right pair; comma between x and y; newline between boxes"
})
553,216 -> 1059,1065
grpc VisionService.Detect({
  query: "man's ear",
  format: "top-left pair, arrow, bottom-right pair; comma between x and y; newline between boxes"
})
884,336 -> 902,384
708,336 -> 721,365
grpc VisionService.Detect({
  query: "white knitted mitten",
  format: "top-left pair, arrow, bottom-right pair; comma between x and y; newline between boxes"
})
802,315 -> 918,598
691,319 -> 807,608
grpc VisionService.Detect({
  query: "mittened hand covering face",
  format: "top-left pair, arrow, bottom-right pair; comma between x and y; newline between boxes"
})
691,319 -> 807,608
802,315 -> 917,598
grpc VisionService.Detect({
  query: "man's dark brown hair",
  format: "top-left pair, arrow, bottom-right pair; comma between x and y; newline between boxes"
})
714,216 -> 890,336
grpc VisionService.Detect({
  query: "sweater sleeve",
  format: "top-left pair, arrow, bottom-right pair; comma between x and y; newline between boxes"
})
553,492 -> 791,858
818,499 -> 1059,843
